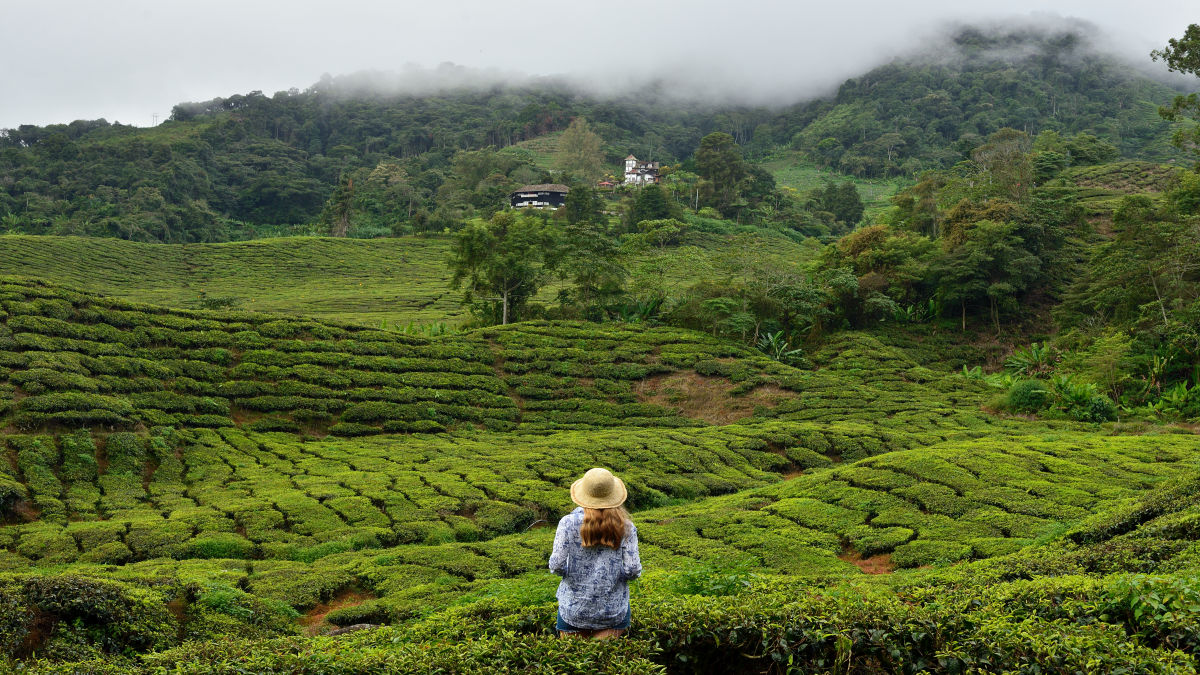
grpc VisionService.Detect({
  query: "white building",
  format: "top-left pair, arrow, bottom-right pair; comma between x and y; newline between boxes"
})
623,155 -> 660,185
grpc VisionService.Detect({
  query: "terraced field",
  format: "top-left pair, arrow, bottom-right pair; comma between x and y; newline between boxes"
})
0,236 -> 462,326
1052,161 -> 1183,218
762,151 -> 909,220
0,232 -> 815,329
0,275 -> 1198,672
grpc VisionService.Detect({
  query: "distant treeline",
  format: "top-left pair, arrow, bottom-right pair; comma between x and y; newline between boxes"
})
0,26 -> 1187,242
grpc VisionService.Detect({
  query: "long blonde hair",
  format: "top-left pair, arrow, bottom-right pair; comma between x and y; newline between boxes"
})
581,506 -> 629,549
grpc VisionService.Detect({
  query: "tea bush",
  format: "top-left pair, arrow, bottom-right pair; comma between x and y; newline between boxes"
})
0,276 -> 1197,671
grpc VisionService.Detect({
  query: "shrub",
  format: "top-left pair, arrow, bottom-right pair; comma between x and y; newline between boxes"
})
668,558 -> 757,596
325,599 -> 391,627
192,583 -> 299,638
1074,394 -> 1118,422
1101,574 -> 1200,653
891,539 -> 972,568
1004,379 -> 1052,414
77,541 -> 133,565
248,417 -> 300,433
328,423 -> 378,437
185,534 -> 256,560
15,575 -> 177,657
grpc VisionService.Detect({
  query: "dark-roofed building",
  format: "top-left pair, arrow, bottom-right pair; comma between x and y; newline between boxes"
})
510,184 -> 570,209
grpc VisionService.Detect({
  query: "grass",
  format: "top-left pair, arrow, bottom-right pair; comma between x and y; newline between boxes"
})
0,235 -> 461,327
500,131 -> 564,171
762,150 -> 911,221
0,232 -> 817,329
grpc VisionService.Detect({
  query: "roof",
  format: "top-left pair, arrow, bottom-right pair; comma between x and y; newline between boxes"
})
625,154 -> 637,160
513,184 -> 570,193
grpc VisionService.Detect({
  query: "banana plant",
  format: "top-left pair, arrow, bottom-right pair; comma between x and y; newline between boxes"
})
757,331 -> 805,366
1005,342 -> 1057,375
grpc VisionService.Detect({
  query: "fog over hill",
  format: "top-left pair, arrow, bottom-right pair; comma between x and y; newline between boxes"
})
1,1 -> 1195,128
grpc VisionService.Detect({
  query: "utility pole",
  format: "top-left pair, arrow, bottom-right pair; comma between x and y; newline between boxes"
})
152,113 -> 159,126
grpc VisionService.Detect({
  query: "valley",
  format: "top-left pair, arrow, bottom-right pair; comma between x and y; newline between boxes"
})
0,19 -> 1198,674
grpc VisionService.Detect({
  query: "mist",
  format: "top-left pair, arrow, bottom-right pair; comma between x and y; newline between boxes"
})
1,0 -> 1195,128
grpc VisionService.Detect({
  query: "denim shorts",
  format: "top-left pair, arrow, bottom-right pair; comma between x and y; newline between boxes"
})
556,607 -> 631,632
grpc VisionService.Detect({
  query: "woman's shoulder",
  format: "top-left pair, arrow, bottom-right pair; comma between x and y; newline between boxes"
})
558,506 -> 584,527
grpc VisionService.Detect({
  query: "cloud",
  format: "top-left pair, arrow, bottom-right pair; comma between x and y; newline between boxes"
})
0,1 -> 1195,128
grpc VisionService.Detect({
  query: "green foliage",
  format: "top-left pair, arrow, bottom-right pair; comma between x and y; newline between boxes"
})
195,582 -> 299,633
1153,24 -> 1200,164
756,331 -> 805,366
1103,574 -> 1200,652
325,600 -> 390,627
1005,342 -> 1057,376
627,185 -> 680,229
554,117 -> 605,181
0,574 -> 177,659
0,23 -> 1185,250
1004,379 -> 1053,413
695,132 -> 748,218
449,212 -> 556,325
668,558 -> 758,597
808,181 -> 865,229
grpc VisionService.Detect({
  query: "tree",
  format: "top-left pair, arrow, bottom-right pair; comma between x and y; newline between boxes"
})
553,214 -> 626,316
695,132 -> 747,218
1064,133 -> 1118,166
1153,24 -> 1200,76
563,183 -> 604,226
971,128 -> 1033,202
1153,25 -> 1200,162
554,117 -> 605,181
322,174 -> 354,237
662,168 -> 701,212
627,184 -> 677,229
809,181 -> 864,229
932,219 -> 1041,333
449,211 -> 556,325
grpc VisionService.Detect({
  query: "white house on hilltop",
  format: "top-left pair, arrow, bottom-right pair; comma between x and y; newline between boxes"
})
623,155 -> 660,185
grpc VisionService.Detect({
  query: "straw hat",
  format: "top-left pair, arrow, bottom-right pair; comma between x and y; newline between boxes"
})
570,467 -> 627,509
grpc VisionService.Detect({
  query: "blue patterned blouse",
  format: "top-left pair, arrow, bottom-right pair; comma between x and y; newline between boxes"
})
548,507 -> 642,629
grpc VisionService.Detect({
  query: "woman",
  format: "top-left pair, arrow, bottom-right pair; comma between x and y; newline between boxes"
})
549,467 -> 642,639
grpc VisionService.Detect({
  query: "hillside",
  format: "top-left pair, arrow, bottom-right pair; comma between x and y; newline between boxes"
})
0,276 -> 1197,671
0,236 -> 462,326
763,151 -> 909,220
0,276 -> 994,439
0,25 -> 1188,242
0,230 -> 816,327
0,16 -> 1198,672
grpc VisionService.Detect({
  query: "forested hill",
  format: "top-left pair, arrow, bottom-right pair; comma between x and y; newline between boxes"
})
0,25 -> 1188,242
786,26 -> 1187,174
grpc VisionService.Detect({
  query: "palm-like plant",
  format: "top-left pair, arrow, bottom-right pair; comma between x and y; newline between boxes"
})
757,331 -> 805,366
1005,342 -> 1057,375
1050,374 -> 1096,409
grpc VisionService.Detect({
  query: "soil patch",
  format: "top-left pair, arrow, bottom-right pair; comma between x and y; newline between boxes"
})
839,549 -> 894,575
229,408 -> 264,427
16,609 -> 55,658
95,435 -> 109,475
10,499 -> 40,523
299,588 -> 378,636
635,373 -> 793,425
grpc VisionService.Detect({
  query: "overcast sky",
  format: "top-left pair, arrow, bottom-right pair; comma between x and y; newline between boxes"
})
1,1 -> 1196,129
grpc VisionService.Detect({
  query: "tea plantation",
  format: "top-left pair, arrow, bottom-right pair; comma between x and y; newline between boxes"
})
0,232 -> 816,329
1,276 -> 1198,672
